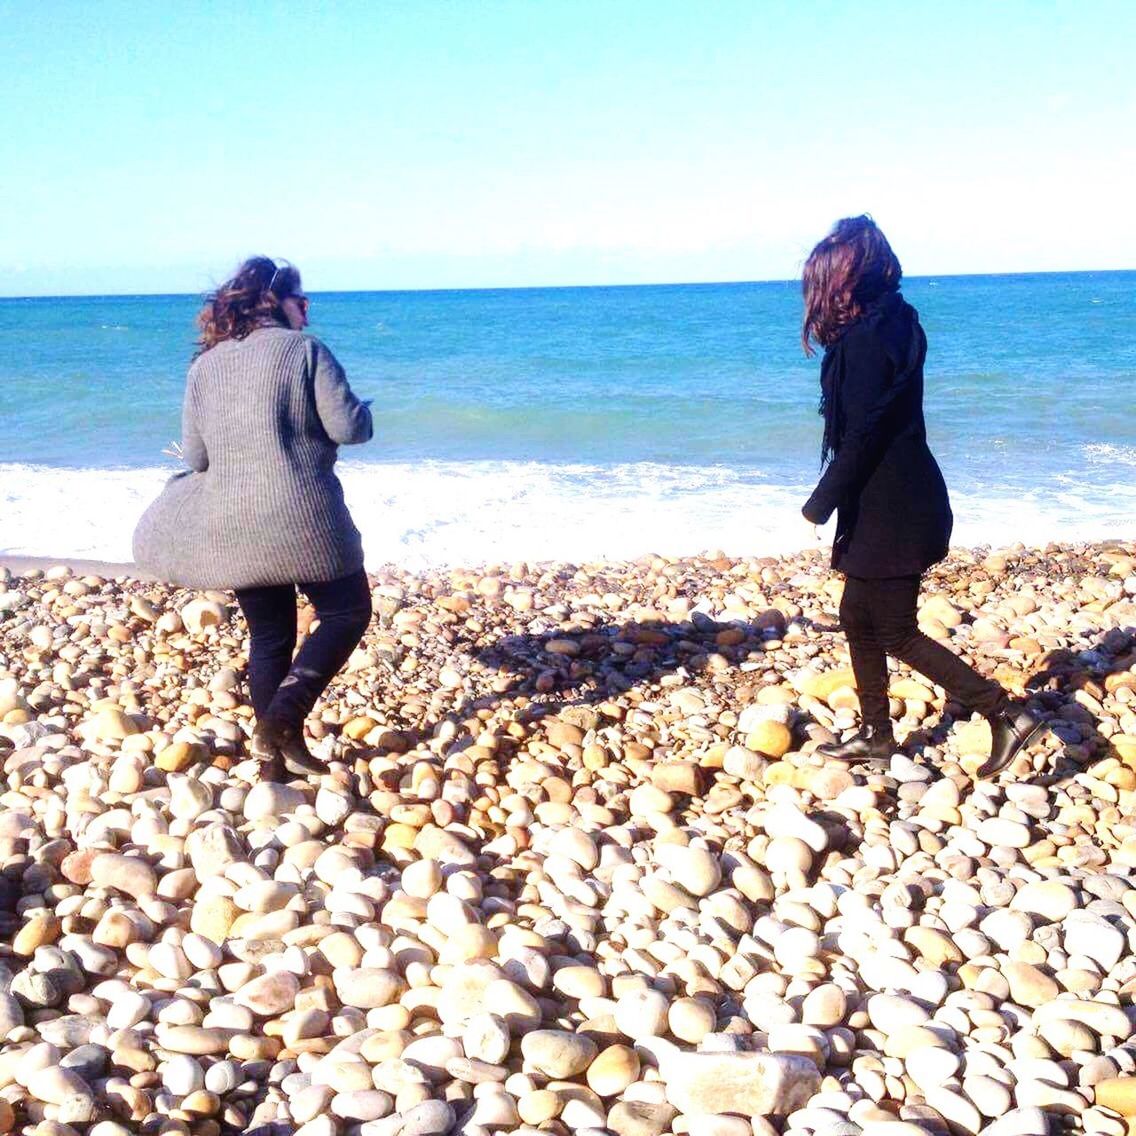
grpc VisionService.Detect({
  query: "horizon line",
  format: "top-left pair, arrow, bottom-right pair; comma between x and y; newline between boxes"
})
1,265 -> 1132,302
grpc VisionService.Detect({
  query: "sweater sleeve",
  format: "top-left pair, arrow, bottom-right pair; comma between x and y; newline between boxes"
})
801,328 -> 895,524
308,337 -> 373,445
181,369 -> 209,472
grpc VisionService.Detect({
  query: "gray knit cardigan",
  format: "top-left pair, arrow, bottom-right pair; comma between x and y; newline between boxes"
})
133,327 -> 372,590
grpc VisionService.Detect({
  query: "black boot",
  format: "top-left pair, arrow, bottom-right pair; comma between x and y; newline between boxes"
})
252,717 -> 328,777
816,724 -> 895,763
977,704 -> 1046,778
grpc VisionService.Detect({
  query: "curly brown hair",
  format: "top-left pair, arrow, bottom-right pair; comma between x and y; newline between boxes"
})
801,216 -> 902,356
196,256 -> 303,355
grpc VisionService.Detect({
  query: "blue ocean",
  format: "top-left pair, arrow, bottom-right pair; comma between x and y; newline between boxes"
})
1,273 -> 1133,567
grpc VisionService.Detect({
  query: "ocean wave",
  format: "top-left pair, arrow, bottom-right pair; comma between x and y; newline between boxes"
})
1,460 -> 1133,570
1084,442 -> 1136,468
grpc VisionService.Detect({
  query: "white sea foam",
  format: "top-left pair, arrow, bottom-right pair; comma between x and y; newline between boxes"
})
1,460 -> 1133,571
1084,442 -> 1136,469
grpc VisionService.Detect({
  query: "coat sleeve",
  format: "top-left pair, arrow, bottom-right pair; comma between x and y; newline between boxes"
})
801,328 -> 896,524
308,337 -> 373,445
181,370 -> 209,472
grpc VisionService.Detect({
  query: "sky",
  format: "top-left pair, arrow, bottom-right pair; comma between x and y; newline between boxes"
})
1,0 -> 1133,296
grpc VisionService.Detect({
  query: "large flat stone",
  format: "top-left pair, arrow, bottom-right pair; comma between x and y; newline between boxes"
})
663,1051 -> 820,1117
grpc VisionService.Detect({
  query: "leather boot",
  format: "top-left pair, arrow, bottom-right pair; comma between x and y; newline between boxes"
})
977,704 -> 1046,778
816,724 -> 895,763
252,718 -> 327,777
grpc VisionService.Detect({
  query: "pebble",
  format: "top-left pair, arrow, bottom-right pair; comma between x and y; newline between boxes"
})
658,843 -> 722,896
905,1046 -> 960,1089
463,1013 -> 511,1064
331,1090 -> 394,1121
866,994 -> 930,1032
664,1051 -> 821,1116
1011,880 -> 1079,921
0,993 -> 25,1036
615,988 -> 670,1040
669,996 -> 716,1042
1002,961 -> 1059,1008
234,970 -> 300,1015
1094,1077 -> 1136,1115
1064,914 -> 1127,970
89,852 -> 157,898
608,1099 -> 679,1136
983,1109 -> 1050,1136
243,781 -> 306,820
521,1029 -> 598,1077
163,1054 -> 204,1096
587,1044 -> 640,1096
925,1087 -> 984,1136
25,1065 -> 94,1106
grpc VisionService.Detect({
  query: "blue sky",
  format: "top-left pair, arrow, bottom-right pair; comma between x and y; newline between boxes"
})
1,0 -> 1133,295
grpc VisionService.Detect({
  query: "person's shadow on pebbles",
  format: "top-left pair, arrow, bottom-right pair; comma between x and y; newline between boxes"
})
1014,625 -> 1136,786
895,625 -> 1136,785
420,610 -> 785,748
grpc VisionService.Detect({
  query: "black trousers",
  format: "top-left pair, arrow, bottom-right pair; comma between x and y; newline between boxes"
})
235,570 -> 371,727
840,575 -> 1006,731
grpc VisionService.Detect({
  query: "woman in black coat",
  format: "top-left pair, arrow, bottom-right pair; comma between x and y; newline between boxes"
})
800,216 -> 1044,776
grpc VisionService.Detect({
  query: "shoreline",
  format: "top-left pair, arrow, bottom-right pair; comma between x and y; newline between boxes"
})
0,555 -> 147,578
1,539 -> 1136,1131
4,534 -> 1136,584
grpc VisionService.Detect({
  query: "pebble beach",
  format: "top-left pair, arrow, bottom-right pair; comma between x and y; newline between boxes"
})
2,541 -> 1136,1136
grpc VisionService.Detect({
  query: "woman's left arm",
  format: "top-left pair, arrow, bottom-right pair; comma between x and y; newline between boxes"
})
309,338 -> 373,445
801,328 -> 895,523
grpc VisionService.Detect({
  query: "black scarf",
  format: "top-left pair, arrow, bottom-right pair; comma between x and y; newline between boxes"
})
818,290 -> 910,465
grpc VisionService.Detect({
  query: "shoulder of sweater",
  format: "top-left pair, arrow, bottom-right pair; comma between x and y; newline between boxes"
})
192,331 -> 309,383
299,333 -> 334,354
242,327 -> 311,363
300,335 -> 347,373
253,326 -> 307,345
200,327 -> 305,354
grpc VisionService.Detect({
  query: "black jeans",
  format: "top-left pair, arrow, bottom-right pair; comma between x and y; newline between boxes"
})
235,570 -> 371,728
840,575 -> 1006,732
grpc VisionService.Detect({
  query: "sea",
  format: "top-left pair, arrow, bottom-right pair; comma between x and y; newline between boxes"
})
1,272 -> 1134,569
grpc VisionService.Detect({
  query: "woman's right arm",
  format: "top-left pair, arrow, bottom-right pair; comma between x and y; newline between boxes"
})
308,338 -> 373,445
181,370 -> 209,472
801,328 -> 894,523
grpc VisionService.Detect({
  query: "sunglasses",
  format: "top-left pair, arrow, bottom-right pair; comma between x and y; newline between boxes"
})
266,263 -> 308,307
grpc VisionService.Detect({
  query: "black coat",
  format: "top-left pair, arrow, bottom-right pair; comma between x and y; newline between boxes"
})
802,293 -> 952,578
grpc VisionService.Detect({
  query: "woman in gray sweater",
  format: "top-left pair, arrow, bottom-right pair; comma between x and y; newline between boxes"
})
134,257 -> 373,779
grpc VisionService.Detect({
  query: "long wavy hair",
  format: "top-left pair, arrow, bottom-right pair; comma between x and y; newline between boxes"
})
801,216 -> 902,357
196,256 -> 303,355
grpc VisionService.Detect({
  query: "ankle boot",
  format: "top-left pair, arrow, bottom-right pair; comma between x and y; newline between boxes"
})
816,724 -> 895,763
252,717 -> 327,777
977,704 -> 1046,778
249,726 -> 285,782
